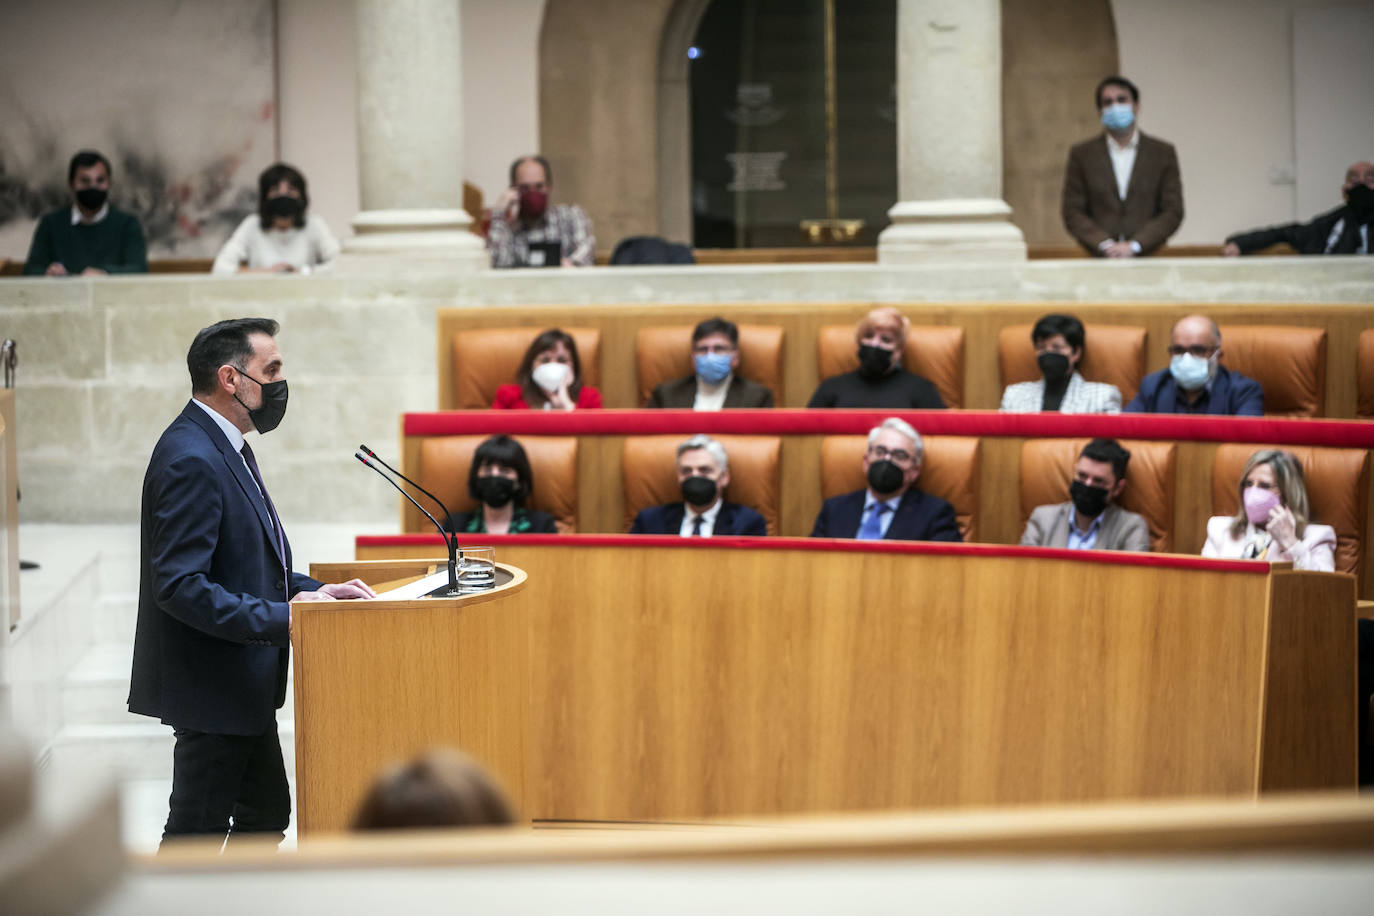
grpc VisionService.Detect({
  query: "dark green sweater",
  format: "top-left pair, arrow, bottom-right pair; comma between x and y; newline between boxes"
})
23,207 -> 148,275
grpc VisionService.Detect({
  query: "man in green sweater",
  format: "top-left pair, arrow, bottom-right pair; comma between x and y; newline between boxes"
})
23,150 -> 147,276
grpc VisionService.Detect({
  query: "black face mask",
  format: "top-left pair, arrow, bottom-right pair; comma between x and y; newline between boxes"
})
866,459 -> 905,495
474,475 -> 518,509
1037,351 -> 1072,383
265,194 -> 304,222
1347,183 -> 1374,223
232,369 -> 289,434
681,475 -> 718,507
75,187 -> 108,211
857,344 -> 894,379
1069,479 -> 1111,519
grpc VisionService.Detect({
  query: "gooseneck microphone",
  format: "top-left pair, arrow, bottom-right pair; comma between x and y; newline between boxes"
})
354,451 -> 461,598
358,444 -> 458,526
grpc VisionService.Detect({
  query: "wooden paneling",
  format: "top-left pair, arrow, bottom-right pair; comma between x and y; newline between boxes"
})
436,303 -> 1374,417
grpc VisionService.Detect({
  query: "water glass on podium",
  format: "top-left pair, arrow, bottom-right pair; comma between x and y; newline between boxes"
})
457,546 -> 496,591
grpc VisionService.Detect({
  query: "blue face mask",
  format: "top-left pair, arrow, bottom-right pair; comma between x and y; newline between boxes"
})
1101,103 -> 1135,132
1169,353 -> 1212,391
694,352 -> 733,385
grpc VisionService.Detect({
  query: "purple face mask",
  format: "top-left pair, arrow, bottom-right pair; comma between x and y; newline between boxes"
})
1243,486 -> 1281,526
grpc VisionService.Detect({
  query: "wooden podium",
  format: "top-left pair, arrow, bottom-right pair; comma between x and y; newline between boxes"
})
303,542 -> 1357,836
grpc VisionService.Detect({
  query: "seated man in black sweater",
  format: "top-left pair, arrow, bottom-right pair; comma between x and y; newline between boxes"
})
23,150 -> 147,276
1221,160 -> 1374,256
807,307 -> 945,409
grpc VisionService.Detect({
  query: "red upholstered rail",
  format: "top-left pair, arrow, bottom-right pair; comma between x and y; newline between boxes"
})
355,532 -> 1267,574
403,409 -> 1374,447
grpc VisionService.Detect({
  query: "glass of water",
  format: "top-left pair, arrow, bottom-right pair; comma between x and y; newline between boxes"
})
456,546 -> 496,592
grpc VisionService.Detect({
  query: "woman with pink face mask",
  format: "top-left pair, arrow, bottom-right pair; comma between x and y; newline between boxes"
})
1202,450 -> 1336,571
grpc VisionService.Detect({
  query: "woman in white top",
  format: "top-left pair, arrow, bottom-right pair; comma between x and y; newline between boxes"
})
999,314 -> 1121,414
212,163 -> 339,274
1202,449 -> 1336,571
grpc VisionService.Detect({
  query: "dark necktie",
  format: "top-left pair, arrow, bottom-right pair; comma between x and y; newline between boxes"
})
857,502 -> 891,540
691,515 -> 704,536
240,441 -> 286,572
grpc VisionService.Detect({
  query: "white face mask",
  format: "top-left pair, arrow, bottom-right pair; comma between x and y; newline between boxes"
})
531,361 -> 569,394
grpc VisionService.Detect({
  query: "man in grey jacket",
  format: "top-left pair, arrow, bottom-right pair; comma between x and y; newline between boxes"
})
1020,438 -> 1150,552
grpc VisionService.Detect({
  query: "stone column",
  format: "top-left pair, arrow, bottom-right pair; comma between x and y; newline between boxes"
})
877,0 -> 1026,263
346,0 -> 486,267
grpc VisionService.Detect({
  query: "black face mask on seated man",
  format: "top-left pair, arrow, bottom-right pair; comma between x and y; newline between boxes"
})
681,476 -> 718,507
1347,183 -> 1374,223
75,187 -> 108,211
474,476 -> 518,509
1069,479 -> 1110,518
866,460 -> 904,495
857,345 -> 894,379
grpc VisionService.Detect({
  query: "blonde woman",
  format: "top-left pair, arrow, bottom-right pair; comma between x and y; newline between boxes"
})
1202,449 -> 1335,571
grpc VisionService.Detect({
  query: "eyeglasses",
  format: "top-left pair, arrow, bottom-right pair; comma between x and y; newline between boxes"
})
692,344 -> 735,355
1167,344 -> 1217,358
868,445 -> 914,465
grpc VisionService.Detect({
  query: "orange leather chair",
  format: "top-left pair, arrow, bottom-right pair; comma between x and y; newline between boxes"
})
415,435 -> 579,532
1358,329 -> 1374,420
620,435 -> 781,534
450,328 -> 602,409
635,324 -> 785,405
1018,438 -> 1177,552
1211,444 -> 1369,578
818,435 -> 980,541
997,323 -> 1148,403
1215,325 -> 1327,417
816,325 -> 965,408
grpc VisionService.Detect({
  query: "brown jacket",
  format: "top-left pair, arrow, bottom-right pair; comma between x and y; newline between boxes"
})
1061,131 -> 1184,255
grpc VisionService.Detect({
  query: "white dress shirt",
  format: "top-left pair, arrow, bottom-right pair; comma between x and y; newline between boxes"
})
692,373 -> 733,411
1106,130 -> 1139,200
679,497 -> 724,537
71,203 -> 109,225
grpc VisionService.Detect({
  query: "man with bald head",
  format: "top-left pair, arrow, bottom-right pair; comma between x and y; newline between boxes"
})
1222,161 -> 1374,256
1124,316 -> 1263,415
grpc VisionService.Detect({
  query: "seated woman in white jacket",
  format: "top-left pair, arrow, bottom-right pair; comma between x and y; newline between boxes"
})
212,163 -> 339,274
1202,449 -> 1336,571
999,314 -> 1121,414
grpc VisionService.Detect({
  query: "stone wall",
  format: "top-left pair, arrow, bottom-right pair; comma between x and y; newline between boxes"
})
2,256 -> 1371,525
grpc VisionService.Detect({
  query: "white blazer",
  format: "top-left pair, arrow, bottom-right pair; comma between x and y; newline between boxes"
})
999,372 -> 1122,414
1200,515 -> 1336,572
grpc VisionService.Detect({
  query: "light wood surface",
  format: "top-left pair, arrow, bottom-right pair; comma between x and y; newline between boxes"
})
435,302 -> 1374,416
338,543 -> 1355,830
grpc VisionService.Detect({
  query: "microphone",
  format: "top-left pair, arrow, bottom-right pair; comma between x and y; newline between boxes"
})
359,444 -> 457,526
355,452 -> 461,598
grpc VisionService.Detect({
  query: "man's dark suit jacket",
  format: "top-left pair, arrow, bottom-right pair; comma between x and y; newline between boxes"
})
809,488 -> 962,542
1226,204 -> 1368,255
630,501 -> 768,536
129,401 -> 321,737
646,375 -> 775,408
1124,365 -> 1264,416
1062,131 -> 1184,255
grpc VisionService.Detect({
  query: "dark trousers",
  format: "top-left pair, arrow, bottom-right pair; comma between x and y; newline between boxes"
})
161,722 -> 291,850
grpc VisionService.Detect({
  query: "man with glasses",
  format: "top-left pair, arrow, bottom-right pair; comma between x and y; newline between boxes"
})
1124,315 -> 1263,415
646,317 -> 775,409
489,155 -> 594,268
810,417 -> 961,542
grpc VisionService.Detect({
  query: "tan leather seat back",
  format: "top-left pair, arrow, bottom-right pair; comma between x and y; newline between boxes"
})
450,327 -> 602,409
997,323 -> 1147,402
1216,325 -> 1327,417
635,324 -> 784,405
620,435 -> 781,534
1358,329 -> 1374,419
817,325 -> 965,408
1018,438 -> 1176,552
416,435 -> 579,532
819,435 -> 980,541
1211,444 -> 1369,577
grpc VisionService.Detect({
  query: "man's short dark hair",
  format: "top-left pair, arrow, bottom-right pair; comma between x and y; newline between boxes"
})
1079,437 -> 1131,483
1095,75 -> 1139,108
68,150 -> 112,184
258,162 -> 309,230
187,318 -> 279,395
692,317 -> 738,346
1031,314 -> 1085,351
467,435 -> 534,507
509,155 -> 552,186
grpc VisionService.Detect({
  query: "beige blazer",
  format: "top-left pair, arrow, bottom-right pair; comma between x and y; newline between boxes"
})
1061,131 -> 1184,255
1020,502 -> 1151,552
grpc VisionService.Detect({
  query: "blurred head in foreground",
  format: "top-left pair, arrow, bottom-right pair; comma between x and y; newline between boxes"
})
351,748 -> 516,831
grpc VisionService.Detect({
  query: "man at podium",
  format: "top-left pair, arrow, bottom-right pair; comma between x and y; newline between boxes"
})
128,318 -> 375,850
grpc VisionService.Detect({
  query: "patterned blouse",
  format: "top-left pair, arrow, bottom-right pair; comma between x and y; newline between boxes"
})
458,507 -> 545,534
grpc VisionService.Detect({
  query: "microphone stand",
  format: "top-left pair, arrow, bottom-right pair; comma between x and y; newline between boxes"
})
355,452 -> 461,597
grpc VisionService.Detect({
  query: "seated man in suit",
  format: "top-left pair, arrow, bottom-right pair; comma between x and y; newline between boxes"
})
646,317 -> 775,409
1223,160 -> 1374,256
810,418 -> 961,542
629,435 -> 768,536
1125,315 -> 1263,416
1062,75 -> 1183,257
1020,438 -> 1150,551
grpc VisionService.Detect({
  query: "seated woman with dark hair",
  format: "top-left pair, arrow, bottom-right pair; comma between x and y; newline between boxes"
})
444,435 -> 558,534
1202,449 -> 1335,571
999,313 -> 1121,413
493,328 -> 603,410
212,162 -> 340,274
352,748 -> 516,831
